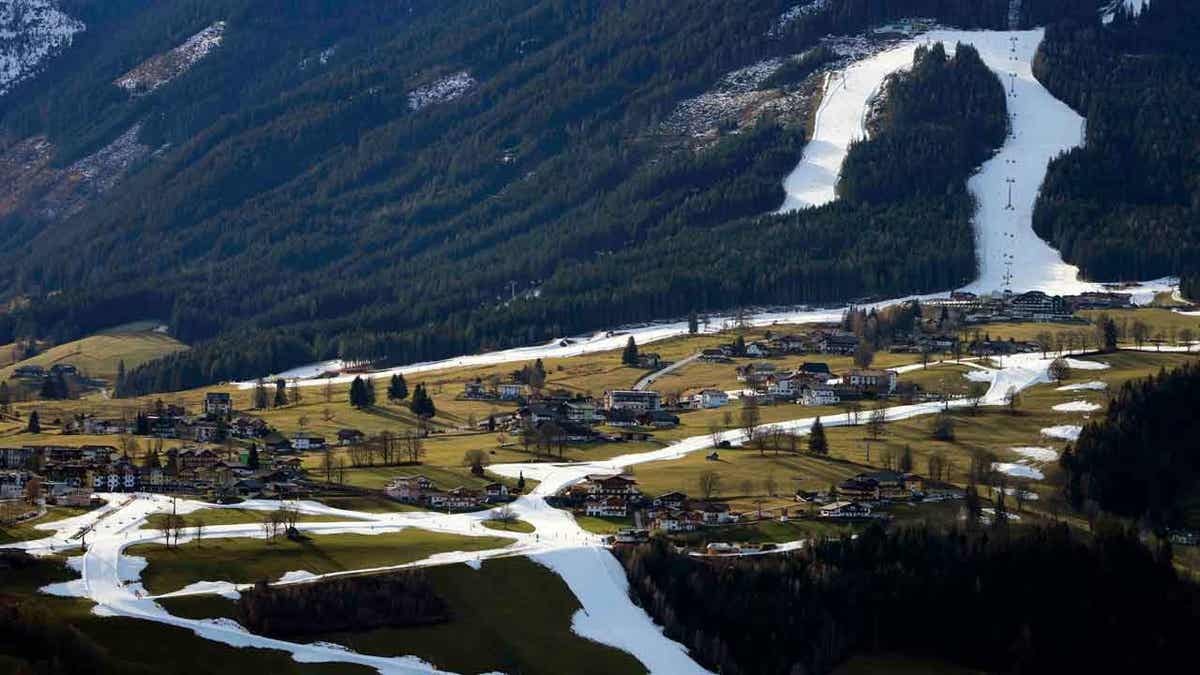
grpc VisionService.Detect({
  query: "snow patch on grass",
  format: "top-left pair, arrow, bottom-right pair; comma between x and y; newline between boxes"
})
992,462 -> 1044,480
1009,446 -> 1058,462
1052,400 -> 1102,413
1041,425 -> 1082,441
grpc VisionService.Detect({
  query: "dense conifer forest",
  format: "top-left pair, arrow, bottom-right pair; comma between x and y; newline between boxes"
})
1061,362 -> 1200,529
1032,0 -> 1200,284
0,1 -> 1146,391
236,570 -> 449,637
619,523 -> 1196,674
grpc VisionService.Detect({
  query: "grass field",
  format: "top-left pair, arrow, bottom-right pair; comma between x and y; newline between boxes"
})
1,331 -> 188,383
572,515 -> 633,534
141,508 -> 365,531
0,504 -> 98,545
129,530 -> 513,595
634,447 -> 870,512
482,518 -> 536,533
158,555 -> 647,674
326,557 -> 648,674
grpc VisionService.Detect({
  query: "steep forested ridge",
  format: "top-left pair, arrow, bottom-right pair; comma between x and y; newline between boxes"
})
1061,362 -> 1200,528
1032,0 -> 1200,284
619,524 -> 1196,674
0,1 -> 1102,391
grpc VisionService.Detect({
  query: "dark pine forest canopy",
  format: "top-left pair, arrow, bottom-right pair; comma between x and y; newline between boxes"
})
0,1 -> 1128,392
1032,0 -> 1200,290
1061,362 -> 1200,529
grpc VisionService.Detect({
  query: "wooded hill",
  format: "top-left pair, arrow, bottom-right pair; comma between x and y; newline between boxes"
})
1033,0 -> 1200,291
0,1 -> 1135,392
619,523 -> 1195,674
1061,362 -> 1200,529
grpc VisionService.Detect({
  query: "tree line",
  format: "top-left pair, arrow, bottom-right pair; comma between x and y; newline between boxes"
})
1061,361 -> 1200,529
618,521 -> 1196,674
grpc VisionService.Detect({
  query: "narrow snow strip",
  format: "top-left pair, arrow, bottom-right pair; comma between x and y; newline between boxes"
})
1009,446 -> 1059,462
1052,400 -> 1101,413
1056,380 -> 1106,392
1041,425 -> 1082,441
532,548 -> 710,675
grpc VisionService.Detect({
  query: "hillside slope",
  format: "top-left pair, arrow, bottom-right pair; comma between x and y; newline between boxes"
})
0,0 -> 1172,394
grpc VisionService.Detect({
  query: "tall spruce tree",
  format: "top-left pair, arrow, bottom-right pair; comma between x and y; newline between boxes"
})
388,373 -> 409,401
808,417 -> 828,455
349,376 -> 368,408
622,337 -> 639,366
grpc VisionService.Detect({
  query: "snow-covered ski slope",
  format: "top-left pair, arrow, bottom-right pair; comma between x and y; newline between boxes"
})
237,28 -> 1176,391
777,29 -> 1164,297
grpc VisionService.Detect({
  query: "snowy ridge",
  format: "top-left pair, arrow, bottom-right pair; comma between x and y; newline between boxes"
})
115,21 -> 225,95
767,0 -> 831,38
0,0 -> 83,96
407,71 -> 475,112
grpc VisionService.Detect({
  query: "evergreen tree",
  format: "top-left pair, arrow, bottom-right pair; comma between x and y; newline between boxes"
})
364,378 -> 377,406
899,445 -> 914,473
165,450 -> 179,477
248,445 -> 260,470
26,410 -> 40,434
39,375 -> 57,400
115,359 -> 127,398
388,373 -> 409,401
688,311 -> 699,334
622,336 -> 639,366
808,417 -> 828,455
143,449 -> 161,470
733,334 -> 746,356
349,376 -> 368,408
274,379 -> 288,407
410,384 -> 437,418
0,381 -> 10,414
253,379 -> 269,410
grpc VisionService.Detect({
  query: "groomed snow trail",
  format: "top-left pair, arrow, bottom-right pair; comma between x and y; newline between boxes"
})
777,29 -> 1172,298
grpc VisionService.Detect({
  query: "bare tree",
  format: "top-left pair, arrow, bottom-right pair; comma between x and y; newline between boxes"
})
967,381 -> 989,413
403,430 -> 426,464
763,471 -> 778,497
697,470 -> 722,501
1004,386 -> 1021,415
489,504 -> 518,529
193,518 -> 205,543
739,396 -> 761,446
708,421 -> 724,450
867,404 -> 887,440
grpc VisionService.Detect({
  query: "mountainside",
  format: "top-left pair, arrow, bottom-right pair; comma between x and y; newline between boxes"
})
0,0 -> 1193,394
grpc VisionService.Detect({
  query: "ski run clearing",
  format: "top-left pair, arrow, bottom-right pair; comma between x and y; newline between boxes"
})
18,348 -> 1090,674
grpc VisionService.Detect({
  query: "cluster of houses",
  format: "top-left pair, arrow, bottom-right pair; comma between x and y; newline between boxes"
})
728,360 -> 899,406
931,289 -> 1131,325
0,440 -> 307,506
792,469 -> 959,519
483,389 -> 680,442
384,474 -> 515,511
552,474 -> 739,531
